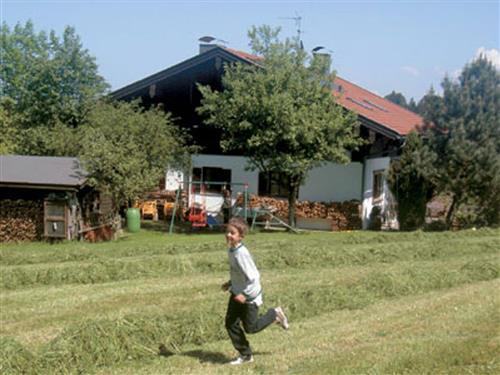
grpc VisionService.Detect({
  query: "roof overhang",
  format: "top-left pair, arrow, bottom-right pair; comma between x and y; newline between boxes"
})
358,115 -> 403,140
0,183 -> 80,192
111,46 -> 258,100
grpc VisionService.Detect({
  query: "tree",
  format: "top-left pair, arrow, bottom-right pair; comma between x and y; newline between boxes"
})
0,98 -> 21,154
407,97 -> 418,113
416,86 -> 441,119
78,101 -> 191,209
387,131 -> 434,230
197,26 -> 361,227
384,91 -> 408,108
418,57 -> 500,227
1,21 -> 108,154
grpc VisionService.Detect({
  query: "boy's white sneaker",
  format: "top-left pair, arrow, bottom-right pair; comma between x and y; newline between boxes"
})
275,306 -> 289,330
229,355 -> 254,365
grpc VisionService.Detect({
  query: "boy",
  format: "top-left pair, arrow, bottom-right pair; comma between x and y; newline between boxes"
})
222,217 -> 289,365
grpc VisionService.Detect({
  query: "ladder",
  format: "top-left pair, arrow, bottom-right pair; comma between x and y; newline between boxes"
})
249,207 -> 299,233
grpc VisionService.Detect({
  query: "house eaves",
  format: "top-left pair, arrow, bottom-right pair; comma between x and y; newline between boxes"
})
110,46 -> 259,100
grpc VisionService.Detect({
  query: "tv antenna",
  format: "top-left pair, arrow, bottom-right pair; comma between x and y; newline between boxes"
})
279,12 -> 303,44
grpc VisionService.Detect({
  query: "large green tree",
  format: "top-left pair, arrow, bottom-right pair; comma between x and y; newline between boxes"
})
78,101 -> 191,209
0,21 -> 108,154
197,26 -> 361,227
418,57 -> 500,227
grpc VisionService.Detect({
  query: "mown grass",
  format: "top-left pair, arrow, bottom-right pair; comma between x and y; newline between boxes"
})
0,228 -> 498,374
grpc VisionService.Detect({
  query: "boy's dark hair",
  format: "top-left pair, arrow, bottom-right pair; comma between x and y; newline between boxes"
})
228,217 -> 248,237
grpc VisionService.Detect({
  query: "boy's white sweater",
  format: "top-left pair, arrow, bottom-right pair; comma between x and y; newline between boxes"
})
228,243 -> 263,306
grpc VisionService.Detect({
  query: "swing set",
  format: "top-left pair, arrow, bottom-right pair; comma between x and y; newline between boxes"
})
168,181 -> 250,234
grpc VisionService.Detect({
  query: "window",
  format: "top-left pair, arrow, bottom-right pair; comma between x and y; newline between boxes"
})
373,170 -> 385,203
258,172 -> 297,198
192,167 -> 231,192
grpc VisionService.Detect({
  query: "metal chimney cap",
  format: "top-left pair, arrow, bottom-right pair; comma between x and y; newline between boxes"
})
199,36 -> 216,43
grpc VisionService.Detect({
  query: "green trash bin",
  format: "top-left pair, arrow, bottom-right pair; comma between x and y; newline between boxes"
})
126,208 -> 141,233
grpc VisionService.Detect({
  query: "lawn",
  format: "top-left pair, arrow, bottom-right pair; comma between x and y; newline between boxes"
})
1,226 -> 499,374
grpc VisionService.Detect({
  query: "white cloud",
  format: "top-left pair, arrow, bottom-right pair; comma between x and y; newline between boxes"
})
474,47 -> 500,70
401,65 -> 420,77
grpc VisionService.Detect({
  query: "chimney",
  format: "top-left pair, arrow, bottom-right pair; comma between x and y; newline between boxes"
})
199,43 -> 218,55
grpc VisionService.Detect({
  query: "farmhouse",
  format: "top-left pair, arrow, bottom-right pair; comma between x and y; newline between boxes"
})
0,155 -> 115,242
111,43 -> 424,230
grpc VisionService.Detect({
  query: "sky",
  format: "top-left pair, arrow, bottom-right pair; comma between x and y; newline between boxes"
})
1,0 -> 499,101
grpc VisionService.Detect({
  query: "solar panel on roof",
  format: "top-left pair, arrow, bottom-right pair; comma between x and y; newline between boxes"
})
346,97 -> 374,110
363,99 -> 389,112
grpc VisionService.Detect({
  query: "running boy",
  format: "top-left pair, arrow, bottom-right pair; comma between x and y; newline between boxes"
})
222,217 -> 289,365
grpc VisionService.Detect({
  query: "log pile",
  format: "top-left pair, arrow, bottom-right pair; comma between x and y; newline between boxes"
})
236,194 -> 361,231
0,199 -> 44,242
295,200 -> 361,230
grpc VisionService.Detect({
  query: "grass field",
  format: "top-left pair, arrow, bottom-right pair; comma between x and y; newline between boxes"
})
1,226 -> 499,374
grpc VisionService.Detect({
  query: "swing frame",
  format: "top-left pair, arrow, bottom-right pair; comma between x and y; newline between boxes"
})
168,180 -> 250,234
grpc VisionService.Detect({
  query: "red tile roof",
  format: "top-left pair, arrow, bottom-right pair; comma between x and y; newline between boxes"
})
226,48 -> 423,136
224,47 -> 264,64
333,77 -> 423,135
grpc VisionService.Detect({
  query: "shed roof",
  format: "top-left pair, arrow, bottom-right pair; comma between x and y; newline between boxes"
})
0,155 -> 86,188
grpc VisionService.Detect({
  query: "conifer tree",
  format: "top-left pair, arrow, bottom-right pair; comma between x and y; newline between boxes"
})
387,131 -> 435,230
384,91 -> 408,108
418,57 -> 500,227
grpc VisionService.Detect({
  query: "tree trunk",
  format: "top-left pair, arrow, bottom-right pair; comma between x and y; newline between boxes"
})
287,175 -> 301,229
445,194 -> 460,229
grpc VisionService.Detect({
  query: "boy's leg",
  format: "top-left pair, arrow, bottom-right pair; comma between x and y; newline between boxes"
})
225,296 -> 252,356
242,303 -> 277,334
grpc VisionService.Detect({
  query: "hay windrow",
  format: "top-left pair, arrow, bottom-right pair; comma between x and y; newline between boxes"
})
0,337 -> 38,375
2,233 -> 498,290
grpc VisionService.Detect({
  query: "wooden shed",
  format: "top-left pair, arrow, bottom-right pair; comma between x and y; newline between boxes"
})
0,155 -> 116,242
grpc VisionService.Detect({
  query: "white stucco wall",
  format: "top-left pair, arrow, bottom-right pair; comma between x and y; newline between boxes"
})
299,163 -> 363,202
192,154 -> 362,202
191,154 -> 259,194
361,156 -> 398,230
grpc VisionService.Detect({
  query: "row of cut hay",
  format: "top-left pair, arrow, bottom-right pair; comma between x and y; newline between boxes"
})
2,228 -> 498,267
2,258 -> 498,374
273,259 -> 499,319
0,240 -> 223,267
2,234 -> 499,290
0,255 -> 225,290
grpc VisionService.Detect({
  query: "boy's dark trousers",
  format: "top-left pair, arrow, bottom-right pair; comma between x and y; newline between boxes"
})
225,295 -> 277,356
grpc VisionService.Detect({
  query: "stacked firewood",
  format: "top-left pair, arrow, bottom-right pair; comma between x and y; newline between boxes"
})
295,200 -> 361,230
236,194 -> 361,230
0,199 -> 44,242
241,195 -> 289,216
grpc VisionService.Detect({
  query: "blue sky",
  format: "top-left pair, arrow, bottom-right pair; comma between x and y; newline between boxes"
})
2,0 -> 498,101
